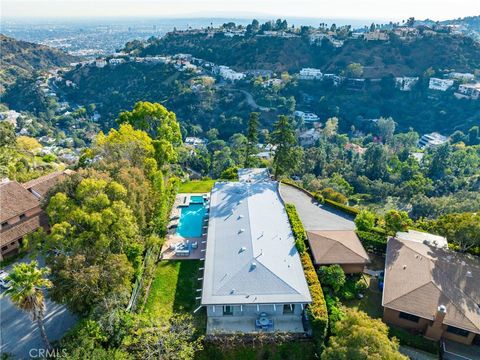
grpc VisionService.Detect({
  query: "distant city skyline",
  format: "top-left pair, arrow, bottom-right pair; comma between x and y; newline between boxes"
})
2,0 -> 479,22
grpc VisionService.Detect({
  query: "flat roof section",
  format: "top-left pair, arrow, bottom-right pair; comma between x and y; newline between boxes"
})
201,181 -> 311,305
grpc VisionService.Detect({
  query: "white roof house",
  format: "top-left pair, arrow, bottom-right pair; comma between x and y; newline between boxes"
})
429,78 -> 454,91
201,180 -> 311,307
418,132 -> 448,149
299,68 -> 323,80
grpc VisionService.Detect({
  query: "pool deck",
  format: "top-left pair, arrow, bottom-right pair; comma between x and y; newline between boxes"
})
161,192 -> 210,260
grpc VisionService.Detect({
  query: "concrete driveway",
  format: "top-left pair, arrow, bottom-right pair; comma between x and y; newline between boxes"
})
0,256 -> 77,359
279,183 -> 355,231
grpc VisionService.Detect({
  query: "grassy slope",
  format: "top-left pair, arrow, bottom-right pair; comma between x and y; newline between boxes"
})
179,180 -> 216,193
144,260 -> 202,320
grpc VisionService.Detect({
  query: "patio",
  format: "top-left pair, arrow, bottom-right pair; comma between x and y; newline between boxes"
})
161,192 -> 209,260
207,315 -> 305,335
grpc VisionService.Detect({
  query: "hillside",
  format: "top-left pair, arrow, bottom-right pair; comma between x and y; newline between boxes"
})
136,32 -> 480,77
0,34 -> 77,91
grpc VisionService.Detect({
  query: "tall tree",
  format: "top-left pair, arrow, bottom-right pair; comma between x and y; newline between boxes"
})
271,115 -> 297,178
5,261 -> 53,351
117,102 -> 182,166
322,309 -> 407,360
245,112 -> 260,167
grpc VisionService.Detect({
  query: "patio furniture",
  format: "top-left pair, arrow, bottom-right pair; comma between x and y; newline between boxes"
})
191,242 -> 198,249
175,249 -> 190,257
256,314 -> 274,331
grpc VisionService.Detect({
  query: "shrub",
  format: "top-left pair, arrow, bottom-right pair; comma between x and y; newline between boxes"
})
220,166 -> 239,180
354,210 -> 376,231
285,204 -> 307,254
356,230 -> 387,254
318,265 -> 346,293
313,192 -> 324,203
324,199 -> 360,216
320,187 -> 348,205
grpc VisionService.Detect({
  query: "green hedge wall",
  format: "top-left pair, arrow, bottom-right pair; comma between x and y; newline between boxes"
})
285,204 -> 307,253
389,326 -> 439,355
285,203 -> 328,349
356,230 -> 387,254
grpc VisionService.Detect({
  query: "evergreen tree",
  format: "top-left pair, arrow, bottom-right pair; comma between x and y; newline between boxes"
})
271,115 -> 297,178
245,112 -> 260,167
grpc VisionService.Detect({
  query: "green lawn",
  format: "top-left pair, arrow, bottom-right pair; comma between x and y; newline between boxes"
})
144,260 -> 202,320
179,180 -> 216,193
343,275 -> 383,319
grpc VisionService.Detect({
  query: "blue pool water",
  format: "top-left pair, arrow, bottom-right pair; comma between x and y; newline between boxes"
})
176,203 -> 206,238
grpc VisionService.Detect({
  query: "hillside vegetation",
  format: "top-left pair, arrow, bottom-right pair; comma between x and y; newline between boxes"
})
0,34 -> 77,91
137,32 -> 480,76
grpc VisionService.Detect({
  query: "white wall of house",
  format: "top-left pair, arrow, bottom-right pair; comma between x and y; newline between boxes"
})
206,303 -> 305,317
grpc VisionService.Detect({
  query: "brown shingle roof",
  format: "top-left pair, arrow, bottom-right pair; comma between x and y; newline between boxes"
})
307,230 -> 370,265
383,237 -> 480,334
0,181 -> 40,223
22,170 -> 71,199
0,213 -> 48,246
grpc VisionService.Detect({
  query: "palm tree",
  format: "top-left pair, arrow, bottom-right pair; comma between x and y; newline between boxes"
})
5,261 -> 53,351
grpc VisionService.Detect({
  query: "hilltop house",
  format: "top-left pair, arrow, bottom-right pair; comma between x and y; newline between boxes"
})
456,83 -> 480,100
364,31 -> 389,41
0,171 -> 72,260
382,231 -> 480,345
298,68 -> 323,80
428,78 -> 454,91
418,132 -> 448,149
201,169 -> 312,334
395,77 -> 419,91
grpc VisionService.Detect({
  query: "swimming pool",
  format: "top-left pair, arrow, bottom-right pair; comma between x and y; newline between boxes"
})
176,203 -> 206,238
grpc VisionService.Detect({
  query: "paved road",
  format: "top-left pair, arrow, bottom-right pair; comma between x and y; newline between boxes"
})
0,256 -> 77,359
279,183 -> 355,231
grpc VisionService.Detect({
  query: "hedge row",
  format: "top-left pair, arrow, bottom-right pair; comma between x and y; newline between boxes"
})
356,230 -> 387,254
301,252 -> 329,348
285,204 -> 307,253
285,203 -> 328,349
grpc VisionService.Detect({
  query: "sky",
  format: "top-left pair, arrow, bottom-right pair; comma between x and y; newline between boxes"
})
1,0 -> 479,21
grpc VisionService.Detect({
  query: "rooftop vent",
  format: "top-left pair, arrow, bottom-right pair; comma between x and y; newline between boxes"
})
238,215 -> 244,219
466,270 -> 472,278
239,247 -> 246,253
403,265 -> 407,270
250,262 -> 257,271
238,228 -> 245,234
438,305 -> 447,314
230,289 -> 236,294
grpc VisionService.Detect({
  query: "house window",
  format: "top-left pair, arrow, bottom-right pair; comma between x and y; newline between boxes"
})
1,221 -> 8,228
399,312 -> 420,323
283,304 -> 294,314
1,246 -> 8,252
223,306 -> 233,316
19,214 -> 26,220
446,326 -> 469,337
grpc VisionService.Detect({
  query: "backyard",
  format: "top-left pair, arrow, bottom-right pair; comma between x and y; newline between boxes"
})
179,180 -> 216,193
144,260 -> 204,326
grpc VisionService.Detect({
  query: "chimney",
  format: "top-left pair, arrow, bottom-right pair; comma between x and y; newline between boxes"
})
434,305 -> 447,325
425,305 -> 447,341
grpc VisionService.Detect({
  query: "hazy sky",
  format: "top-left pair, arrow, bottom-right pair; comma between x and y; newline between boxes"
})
2,0 -> 478,21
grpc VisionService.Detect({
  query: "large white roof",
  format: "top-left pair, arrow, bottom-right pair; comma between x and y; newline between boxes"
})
201,180 -> 312,305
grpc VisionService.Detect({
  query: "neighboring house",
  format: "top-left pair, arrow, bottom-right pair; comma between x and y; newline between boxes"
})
344,143 -> 366,155
201,169 -> 312,334
294,111 -> 320,123
184,137 -> 207,148
395,77 -> 419,91
95,59 -> 107,68
298,68 -> 323,80
364,31 -> 389,41
0,110 -> 21,128
109,58 -> 126,66
0,171 -> 72,260
298,128 -> 321,147
217,66 -> 245,81
307,230 -> 370,273
446,72 -> 475,81
418,132 -> 448,149
383,233 -> 480,345
428,78 -> 454,91
456,83 -> 480,100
